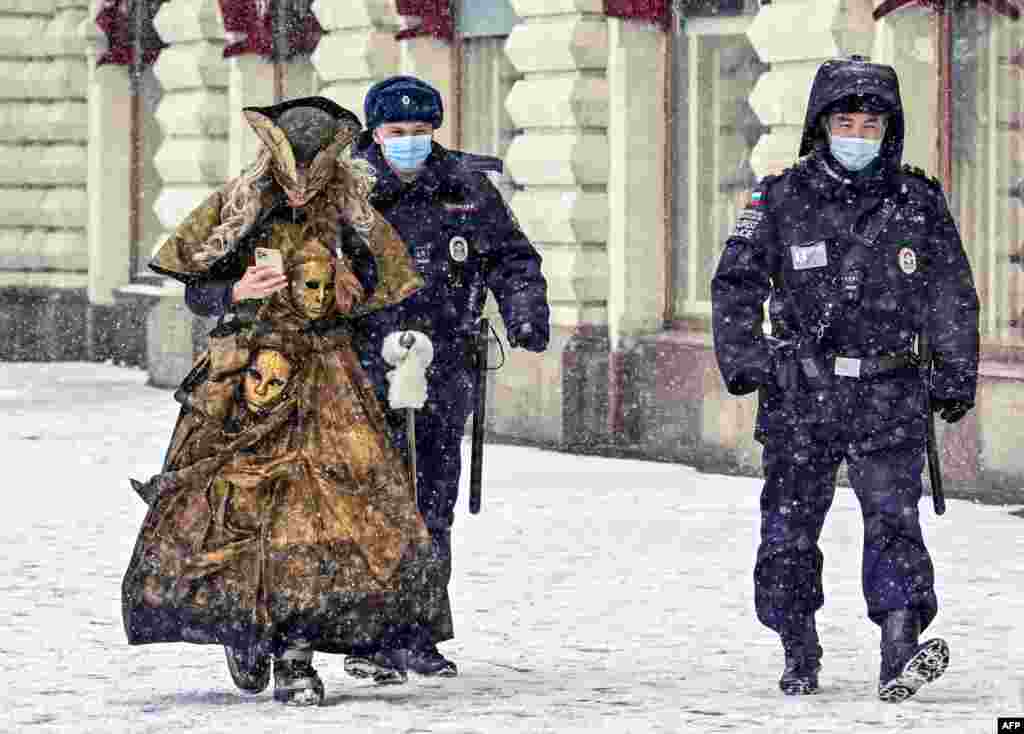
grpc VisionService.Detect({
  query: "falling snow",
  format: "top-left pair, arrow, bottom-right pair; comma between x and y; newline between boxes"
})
1,362 -> 1022,733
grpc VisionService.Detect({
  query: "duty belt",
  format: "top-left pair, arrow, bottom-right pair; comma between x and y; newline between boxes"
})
830,352 -> 918,379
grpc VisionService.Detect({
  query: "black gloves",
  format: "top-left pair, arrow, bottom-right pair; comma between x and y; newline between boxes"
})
508,322 -> 547,352
932,398 -> 971,424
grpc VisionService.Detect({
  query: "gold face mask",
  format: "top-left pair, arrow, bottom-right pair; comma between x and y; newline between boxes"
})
289,259 -> 336,320
242,350 -> 293,414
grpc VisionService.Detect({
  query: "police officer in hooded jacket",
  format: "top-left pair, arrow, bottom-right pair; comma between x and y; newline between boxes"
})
711,57 -> 979,702
347,76 -> 551,678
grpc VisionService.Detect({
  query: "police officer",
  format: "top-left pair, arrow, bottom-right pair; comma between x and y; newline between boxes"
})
711,57 -> 979,702
348,76 -> 551,678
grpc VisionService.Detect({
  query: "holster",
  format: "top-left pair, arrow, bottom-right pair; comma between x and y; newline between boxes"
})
795,339 -> 832,390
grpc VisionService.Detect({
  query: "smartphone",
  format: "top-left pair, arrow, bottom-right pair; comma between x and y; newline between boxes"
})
254,247 -> 284,274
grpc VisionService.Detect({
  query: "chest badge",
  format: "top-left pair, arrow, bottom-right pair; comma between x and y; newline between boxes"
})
898,247 -> 918,275
790,241 -> 828,270
449,235 -> 469,263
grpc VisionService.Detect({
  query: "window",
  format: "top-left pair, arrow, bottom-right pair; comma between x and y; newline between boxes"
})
457,0 -> 521,200
670,5 -> 765,321
880,5 -> 1024,348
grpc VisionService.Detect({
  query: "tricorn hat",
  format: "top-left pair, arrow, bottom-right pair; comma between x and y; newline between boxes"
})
243,96 -> 363,197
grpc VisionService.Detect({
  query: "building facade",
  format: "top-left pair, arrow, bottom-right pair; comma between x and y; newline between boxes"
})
2,0 -> 1023,504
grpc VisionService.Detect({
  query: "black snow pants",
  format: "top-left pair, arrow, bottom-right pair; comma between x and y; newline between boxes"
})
754,381 -> 939,637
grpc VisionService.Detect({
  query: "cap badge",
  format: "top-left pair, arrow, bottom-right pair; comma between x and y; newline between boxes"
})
898,246 -> 917,275
449,236 -> 469,263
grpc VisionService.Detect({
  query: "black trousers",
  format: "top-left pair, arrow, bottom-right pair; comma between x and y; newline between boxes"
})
755,440 -> 938,637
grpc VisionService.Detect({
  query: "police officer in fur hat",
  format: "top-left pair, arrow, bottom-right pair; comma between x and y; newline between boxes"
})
345,75 -> 551,679
711,56 -> 979,702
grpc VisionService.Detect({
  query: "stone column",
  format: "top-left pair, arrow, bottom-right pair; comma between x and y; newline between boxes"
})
746,0 -> 876,178
0,0 -> 89,285
0,0 -> 93,360
398,32 -> 457,148
606,16 -> 666,433
228,56 -> 318,178
83,0 -> 131,305
146,0 -> 229,387
503,0 -> 610,445
310,0 -> 401,121
228,54 -> 276,178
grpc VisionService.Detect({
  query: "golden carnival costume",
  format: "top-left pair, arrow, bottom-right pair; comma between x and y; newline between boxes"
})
121,97 -> 435,705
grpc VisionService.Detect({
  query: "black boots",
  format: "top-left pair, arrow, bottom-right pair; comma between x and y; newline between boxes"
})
273,648 -> 325,707
343,649 -> 409,685
224,645 -> 271,693
877,610 -> 949,703
406,645 -> 458,677
779,616 -> 822,695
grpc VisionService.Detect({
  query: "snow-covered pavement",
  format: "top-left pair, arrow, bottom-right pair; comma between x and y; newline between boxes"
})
2,362 -> 1022,733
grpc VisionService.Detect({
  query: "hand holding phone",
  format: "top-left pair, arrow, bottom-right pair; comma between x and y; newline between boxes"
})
254,247 -> 284,274
232,248 -> 288,302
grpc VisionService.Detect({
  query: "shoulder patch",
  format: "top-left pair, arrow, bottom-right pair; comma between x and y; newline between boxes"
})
729,176 -> 780,240
732,208 -> 765,239
902,163 -> 943,193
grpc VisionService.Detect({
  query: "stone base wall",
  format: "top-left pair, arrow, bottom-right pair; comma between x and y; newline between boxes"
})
0,286 -> 146,366
601,328 -> 1023,506
488,322 -> 1024,507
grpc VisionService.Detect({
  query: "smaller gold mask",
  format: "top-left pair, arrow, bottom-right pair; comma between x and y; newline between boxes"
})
242,350 -> 293,414
289,258 -> 336,320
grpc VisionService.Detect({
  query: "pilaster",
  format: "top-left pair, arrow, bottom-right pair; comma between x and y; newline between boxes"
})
746,0 -> 876,178
870,5 -> 938,175
606,17 -> 666,434
398,32 -> 457,148
310,0 -> 401,123
607,18 -> 666,346
500,0 -> 610,446
151,0 -> 228,239
145,0 -> 228,386
227,57 -> 318,179
82,0 -> 130,303
0,0 -> 89,281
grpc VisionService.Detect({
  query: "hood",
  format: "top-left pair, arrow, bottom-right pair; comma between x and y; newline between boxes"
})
799,57 -> 904,169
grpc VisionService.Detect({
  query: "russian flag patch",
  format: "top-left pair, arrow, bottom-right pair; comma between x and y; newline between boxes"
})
750,190 -> 764,206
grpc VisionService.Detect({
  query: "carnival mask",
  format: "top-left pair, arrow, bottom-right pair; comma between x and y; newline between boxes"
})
242,349 -> 293,414
289,258 -> 336,320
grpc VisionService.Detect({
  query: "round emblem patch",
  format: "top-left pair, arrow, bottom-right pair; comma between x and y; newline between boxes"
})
401,95 -> 411,106
449,236 -> 469,263
898,247 -> 917,275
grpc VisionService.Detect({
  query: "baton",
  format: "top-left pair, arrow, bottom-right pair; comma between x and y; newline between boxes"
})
469,318 -> 488,514
919,330 -> 946,515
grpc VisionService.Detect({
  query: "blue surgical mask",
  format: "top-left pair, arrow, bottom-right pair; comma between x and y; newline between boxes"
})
381,134 -> 433,171
829,135 -> 883,172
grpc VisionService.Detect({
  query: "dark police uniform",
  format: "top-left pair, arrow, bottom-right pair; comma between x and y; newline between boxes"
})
711,58 -> 979,699
351,76 -> 551,667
